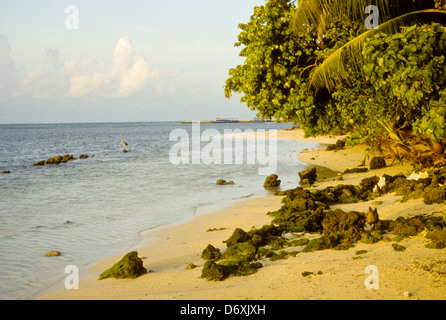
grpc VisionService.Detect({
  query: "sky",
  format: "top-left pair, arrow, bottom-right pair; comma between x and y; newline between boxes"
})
0,0 -> 265,124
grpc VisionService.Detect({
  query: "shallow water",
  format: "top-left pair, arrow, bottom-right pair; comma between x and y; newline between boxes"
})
0,121 -> 321,299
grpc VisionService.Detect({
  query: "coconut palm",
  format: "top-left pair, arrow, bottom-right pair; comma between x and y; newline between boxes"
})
292,0 -> 446,91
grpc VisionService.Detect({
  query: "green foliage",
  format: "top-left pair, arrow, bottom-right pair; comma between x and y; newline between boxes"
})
224,0 -> 318,124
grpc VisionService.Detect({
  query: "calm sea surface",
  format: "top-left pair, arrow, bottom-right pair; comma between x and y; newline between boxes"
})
0,121 -> 321,299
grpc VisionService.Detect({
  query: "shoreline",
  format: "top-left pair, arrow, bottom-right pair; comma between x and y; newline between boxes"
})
40,128 -> 446,300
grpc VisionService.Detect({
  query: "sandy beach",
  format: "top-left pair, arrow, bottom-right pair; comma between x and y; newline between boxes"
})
40,128 -> 446,300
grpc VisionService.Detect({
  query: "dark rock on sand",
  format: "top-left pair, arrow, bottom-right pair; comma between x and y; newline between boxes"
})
425,230 -> 446,249
322,209 -> 366,244
369,157 -> 386,170
423,186 -> 445,204
98,251 -> 147,280
392,243 -> 406,252
201,244 -> 222,261
223,228 -> 252,247
325,139 -> 346,151
201,261 -> 230,281
299,167 -> 317,187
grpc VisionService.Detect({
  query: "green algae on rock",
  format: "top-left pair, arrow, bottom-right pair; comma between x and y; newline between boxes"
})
45,251 -> 61,257
201,244 -> 222,261
263,174 -> 281,188
98,251 -> 147,280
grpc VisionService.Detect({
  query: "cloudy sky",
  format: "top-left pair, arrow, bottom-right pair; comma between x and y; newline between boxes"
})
0,0 -> 263,124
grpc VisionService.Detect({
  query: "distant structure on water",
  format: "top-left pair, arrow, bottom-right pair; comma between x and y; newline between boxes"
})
181,117 -> 272,124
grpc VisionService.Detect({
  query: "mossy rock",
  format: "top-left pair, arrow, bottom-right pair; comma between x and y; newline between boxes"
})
269,250 -> 297,261
370,157 -> 386,170
360,176 -> 379,191
201,261 -> 230,281
216,179 -> 234,185
45,251 -> 61,257
299,167 -> 317,186
321,209 -> 365,243
302,236 -> 338,252
263,174 -> 281,188
425,230 -> 446,249
186,263 -> 199,270
98,251 -> 147,280
201,244 -> 222,261
288,238 -> 310,247
325,139 -> 345,151
423,187 -> 445,204
390,216 -> 427,237
392,243 -> 406,252
223,228 -> 252,247
79,154 -> 89,159
360,231 -> 383,244
222,241 -> 257,264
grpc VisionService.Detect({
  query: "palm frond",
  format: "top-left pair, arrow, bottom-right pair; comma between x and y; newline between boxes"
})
293,0 -> 419,36
307,9 -> 446,91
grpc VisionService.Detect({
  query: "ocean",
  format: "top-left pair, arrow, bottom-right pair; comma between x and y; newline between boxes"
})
0,121 -> 322,299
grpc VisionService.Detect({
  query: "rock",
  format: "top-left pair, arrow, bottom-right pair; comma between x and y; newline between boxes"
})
425,230 -> 446,249
201,261 -> 230,281
344,167 -> 368,174
201,244 -> 222,261
122,149 -> 130,153
423,187 -> 445,204
34,154 -> 76,166
263,174 -> 281,188
222,242 -> 257,264
79,154 -> 89,159
186,263 -> 198,270
216,179 -> 234,185
1,170 -> 11,174
360,176 -> 379,191
223,228 -> 252,247
370,157 -> 386,170
302,236 -> 338,252
299,167 -> 317,186
45,251 -> 61,257
325,139 -> 346,151
392,243 -> 406,252
321,209 -> 365,243
390,216 -> 427,237
98,251 -> 147,280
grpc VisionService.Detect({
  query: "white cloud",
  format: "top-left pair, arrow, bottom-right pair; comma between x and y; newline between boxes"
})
12,36 -> 157,99
67,37 -> 156,98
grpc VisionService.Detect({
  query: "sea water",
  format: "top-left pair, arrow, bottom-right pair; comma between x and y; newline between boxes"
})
0,121 -> 321,299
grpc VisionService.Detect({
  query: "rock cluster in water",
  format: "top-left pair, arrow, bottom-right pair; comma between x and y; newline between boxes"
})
216,179 -> 234,185
200,168 -> 446,281
33,154 -> 89,166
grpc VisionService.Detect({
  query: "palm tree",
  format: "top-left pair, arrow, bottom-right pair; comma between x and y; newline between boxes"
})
292,0 -> 446,92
